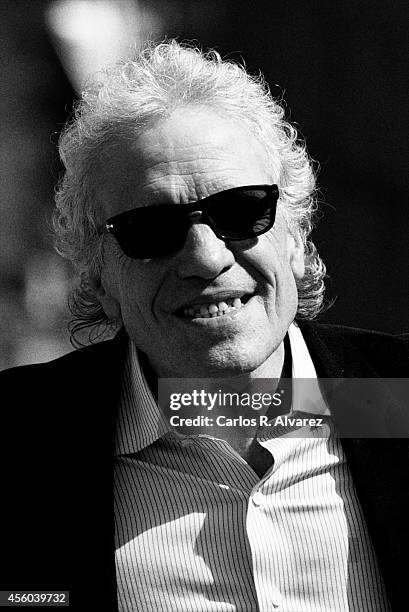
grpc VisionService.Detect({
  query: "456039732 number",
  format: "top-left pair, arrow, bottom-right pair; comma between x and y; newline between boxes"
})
0,592 -> 69,607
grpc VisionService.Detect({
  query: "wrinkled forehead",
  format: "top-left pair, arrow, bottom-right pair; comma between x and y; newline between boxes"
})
92,108 -> 278,219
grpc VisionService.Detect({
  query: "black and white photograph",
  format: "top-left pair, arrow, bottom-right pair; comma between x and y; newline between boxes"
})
1,1 -> 408,610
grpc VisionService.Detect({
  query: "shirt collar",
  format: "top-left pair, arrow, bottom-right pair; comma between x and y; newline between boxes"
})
115,341 -> 171,455
288,323 -> 331,417
115,322 -> 330,455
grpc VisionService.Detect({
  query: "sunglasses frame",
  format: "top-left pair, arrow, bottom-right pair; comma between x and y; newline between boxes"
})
105,183 -> 279,259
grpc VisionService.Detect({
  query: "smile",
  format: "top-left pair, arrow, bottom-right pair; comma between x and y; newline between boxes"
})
181,295 -> 251,319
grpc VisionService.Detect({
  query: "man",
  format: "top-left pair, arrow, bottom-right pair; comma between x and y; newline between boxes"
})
1,41 -> 408,611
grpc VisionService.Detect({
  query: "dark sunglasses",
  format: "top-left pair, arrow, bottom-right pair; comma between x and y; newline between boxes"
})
105,184 -> 279,259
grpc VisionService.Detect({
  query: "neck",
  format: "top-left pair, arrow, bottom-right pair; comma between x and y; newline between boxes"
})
142,340 -> 289,458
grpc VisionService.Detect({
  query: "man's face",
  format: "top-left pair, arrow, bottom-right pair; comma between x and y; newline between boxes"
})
95,108 -> 304,377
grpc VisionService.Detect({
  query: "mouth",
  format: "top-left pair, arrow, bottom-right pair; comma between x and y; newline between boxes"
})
176,294 -> 253,319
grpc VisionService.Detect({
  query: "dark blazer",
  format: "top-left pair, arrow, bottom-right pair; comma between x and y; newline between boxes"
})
1,322 -> 408,611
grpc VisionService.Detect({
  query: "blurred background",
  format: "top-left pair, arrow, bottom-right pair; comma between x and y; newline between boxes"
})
1,0 -> 408,369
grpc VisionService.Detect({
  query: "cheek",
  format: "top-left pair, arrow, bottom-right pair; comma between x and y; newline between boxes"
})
115,258 -> 166,329
117,274 -> 156,348
117,265 -> 150,313
262,232 -> 298,303
237,228 -> 291,287
103,239 -> 172,347
235,229 -> 298,319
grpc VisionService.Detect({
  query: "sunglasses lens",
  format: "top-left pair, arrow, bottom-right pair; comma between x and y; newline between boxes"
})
111,206 -> 189,259
207,188 -> 275,239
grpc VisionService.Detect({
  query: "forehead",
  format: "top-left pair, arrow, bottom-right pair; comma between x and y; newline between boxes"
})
95,108 -> 276,217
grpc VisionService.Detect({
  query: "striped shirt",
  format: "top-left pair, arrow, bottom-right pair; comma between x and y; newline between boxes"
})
114,323 -> 390,611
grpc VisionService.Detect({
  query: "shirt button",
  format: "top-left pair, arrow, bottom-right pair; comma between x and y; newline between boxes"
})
181,438 -> 194,447
272,591 -> 283,608
252,491 -> 264,506
323,423 -> 331,435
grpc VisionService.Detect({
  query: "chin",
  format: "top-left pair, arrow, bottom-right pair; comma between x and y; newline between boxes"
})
189,344 -> 268,378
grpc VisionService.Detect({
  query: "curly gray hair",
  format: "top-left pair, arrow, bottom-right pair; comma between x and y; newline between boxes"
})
53,40 -> 326,345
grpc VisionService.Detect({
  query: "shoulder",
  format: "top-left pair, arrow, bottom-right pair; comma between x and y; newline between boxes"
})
0,332 -> 126,396
298,321 -> 409,377
0,341 -> 102,380
313,322 -> 407,349
0,332 -> 127,445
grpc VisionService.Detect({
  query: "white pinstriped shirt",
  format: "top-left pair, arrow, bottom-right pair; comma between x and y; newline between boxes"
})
114,323 -> 390,611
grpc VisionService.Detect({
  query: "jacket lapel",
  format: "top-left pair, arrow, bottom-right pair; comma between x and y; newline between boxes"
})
299,321 -> 409,609
67,331 -> 126,610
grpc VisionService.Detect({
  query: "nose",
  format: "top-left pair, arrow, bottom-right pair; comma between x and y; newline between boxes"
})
175,220 -> 235,279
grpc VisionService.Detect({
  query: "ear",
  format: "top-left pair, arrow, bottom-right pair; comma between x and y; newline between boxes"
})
87,271 -> 122,320
287,233 -> 305,280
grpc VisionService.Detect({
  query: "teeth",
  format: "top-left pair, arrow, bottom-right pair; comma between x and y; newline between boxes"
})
182,297 -> 245,318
